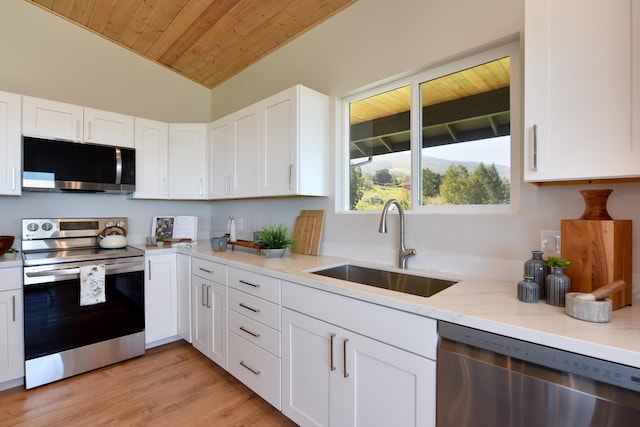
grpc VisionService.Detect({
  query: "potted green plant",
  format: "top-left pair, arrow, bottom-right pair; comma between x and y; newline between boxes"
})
257,224 -> 294,258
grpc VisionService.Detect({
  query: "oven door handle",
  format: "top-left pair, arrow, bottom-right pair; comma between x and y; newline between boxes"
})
25,261 -> 144,279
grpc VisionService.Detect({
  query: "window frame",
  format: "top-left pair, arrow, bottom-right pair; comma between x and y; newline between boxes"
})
340,40 -> 521,215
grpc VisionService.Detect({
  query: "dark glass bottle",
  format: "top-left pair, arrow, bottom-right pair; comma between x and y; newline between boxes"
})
524,250 -> 547,299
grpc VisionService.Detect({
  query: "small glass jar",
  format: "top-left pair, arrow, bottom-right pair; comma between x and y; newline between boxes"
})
518,275 -> 539,303
524,250 -> 547,300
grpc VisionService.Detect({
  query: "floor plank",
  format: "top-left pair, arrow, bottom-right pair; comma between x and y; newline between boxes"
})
0,341 -> 297,426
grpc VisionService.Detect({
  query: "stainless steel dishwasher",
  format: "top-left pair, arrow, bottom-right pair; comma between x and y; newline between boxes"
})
437,321 -> 640,427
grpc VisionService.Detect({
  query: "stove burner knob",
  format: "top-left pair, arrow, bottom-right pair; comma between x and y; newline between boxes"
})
116,221 -> 125,228
105,221 -> 114,228
41,222 -> 53,231
26,222 -> 39,232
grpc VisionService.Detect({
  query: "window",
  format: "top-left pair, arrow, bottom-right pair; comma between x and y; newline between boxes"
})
345,42 -> 518,212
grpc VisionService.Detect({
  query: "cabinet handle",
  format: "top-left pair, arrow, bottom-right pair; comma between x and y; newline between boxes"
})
239,326 -> 261,338
239,302 -> 260,313
239,279 -> 260,288
88,121 -> 92,140
206,285 -> 212,308
201,284 -> 207,307
76,120 -> 81,139
12,295 -> 16,322
199,178 -> 204,196
329,333 -> 336,371
11,167 -> 15,191
343,338 -> 349,378
531,124 -> 538,171
148,260 -> 152,280
239,361 -> 261,375
199,267 -> 214,274
289,164 -> 294,190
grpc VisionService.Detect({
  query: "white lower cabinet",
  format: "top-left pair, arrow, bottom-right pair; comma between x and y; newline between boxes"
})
0,266 -> 24,387
144,253 -> 178,347
227,267 -> 281,409
282,281 -> 437,427
191,257 -> 227,368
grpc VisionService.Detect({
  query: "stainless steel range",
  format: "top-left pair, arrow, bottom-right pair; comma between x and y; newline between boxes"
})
22,217 -> 145,389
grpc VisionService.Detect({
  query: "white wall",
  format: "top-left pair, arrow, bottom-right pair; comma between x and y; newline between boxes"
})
209,0 -> 640,297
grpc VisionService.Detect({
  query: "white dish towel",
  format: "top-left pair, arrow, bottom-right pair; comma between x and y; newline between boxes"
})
80,264 -> 106,306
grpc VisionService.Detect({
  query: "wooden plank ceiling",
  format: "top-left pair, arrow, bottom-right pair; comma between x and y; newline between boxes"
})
26,0 -> 357,89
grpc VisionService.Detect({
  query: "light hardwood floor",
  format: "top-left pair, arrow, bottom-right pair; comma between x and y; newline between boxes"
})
0,341 -> 297,426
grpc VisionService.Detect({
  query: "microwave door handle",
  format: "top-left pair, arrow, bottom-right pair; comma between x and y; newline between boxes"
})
115,147 -> 123,184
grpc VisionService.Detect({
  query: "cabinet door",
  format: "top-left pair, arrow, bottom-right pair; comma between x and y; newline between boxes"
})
144,254 -> 177,346
260,86 -> 297,197
0,289 -> 24,383
168,123 -> 208,199
191,276 -> 210,355
208,118 -> 232,199
341,330 -> 436,427
84,107 -> 134,148
232,106 -> 260,198
191,275 -> 227,368
0,91 -> 21,196
176,254 -> 191,342
22,96 -> 83,141
524,0 -> 636,181
282,308 -> 341,427
133,117 -> 169,199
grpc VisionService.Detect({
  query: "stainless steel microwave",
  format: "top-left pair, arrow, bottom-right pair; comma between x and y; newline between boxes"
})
22,136 -> 136,194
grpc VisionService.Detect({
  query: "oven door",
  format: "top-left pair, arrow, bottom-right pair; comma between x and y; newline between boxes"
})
24,257 -> 145,361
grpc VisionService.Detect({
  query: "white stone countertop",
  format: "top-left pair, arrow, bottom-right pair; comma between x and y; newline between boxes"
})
152,242 -> 640,368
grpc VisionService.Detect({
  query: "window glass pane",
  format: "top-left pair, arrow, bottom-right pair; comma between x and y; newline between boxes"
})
349,86 -> 411,210
420,57 -> 511,205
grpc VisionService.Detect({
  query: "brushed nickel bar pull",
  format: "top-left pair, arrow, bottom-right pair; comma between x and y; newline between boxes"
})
12,296 -> 16,322
201,284 -> 207,307
239,302 -> 260,313
289,164 -> 294,190
76,120 -> 81,139
343,338 -> 349,378
330,333 -> 336,371
532,124 -> 538,171
239,361 -> 260,375
239,279 -> 260,288
11,167 -> 15,190
206,285 -> 211,308
239,326 -> 261,338
199,267 -> 214,274
148,260 -> 152,280
88,121 -> 92,140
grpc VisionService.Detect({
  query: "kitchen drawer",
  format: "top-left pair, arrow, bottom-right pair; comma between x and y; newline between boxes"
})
228,267 -> 280,304
228,331 -> 281,410
192,257 -> 227,285
228,288 -> 280,330
228,309 -> 280,357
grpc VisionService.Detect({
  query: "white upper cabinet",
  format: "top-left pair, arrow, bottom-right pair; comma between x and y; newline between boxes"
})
524,0 -> 638,182
0,91 -> 21,196
260,85 -> 329,197
83,107 -> 134,148
22,96 -> 134,147
22,96 -> 83,141
208,105 -> 259,199
168,123 -> 208,199
133,117 -> 169,199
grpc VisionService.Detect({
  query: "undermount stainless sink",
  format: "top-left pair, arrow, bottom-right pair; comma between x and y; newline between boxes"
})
310,264 -> 457,298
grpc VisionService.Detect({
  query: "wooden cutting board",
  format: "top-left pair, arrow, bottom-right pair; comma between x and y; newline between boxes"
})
561,219 -> 632,310
291,210 -> 325,255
